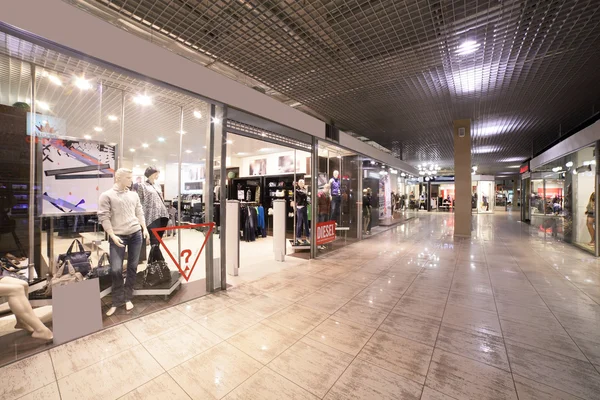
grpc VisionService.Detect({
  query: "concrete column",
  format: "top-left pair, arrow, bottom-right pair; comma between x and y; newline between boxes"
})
453,119 -> 471,237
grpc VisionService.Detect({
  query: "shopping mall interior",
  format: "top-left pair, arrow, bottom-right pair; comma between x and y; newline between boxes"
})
0,1 -> 599,399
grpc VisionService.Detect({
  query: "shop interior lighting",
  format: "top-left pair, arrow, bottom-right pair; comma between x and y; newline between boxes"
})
400,172 -> 406,177
212,117 -> 221,124
158,137 -> 165,142
75,76 -> 92,91
551,166 -> 562,172
226,140 -> 233,144
108,115 -> 118,121
456,40 -> 481,56
472,166 -> 478,171
48,74 -> 62,86
573,169 -> 578,175
259,148 -> 272,152
236,152 -> 248,156
583,161 -> 591,166
177,130 -> 186,135
83,135 -> 92,140
37,101 -> 50,111
371,161 -> 376,165
129,148 -> 135,152
185,150 -> 192,153
143,163 -> 148,166
142,143 -> 149,148
425,177 -> 430,181
193,110 -> 202,119
566,161 -> 574,168
152,159 -> 157,162
203,146 -> 207,149
94,127 -> 103,132
133,94 -> 152,106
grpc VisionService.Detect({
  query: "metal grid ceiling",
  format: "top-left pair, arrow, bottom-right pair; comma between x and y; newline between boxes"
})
82,0 -> 600,173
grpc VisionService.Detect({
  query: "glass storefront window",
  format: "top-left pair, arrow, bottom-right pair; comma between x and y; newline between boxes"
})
316,142 -> 359,255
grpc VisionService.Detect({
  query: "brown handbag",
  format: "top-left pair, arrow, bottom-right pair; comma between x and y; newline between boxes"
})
44,260 -> 84,296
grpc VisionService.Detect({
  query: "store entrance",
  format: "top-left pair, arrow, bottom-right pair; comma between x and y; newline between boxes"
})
225,133 -> 312,283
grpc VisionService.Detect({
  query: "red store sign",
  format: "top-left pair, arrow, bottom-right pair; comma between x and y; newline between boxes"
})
316,221 -> 336,246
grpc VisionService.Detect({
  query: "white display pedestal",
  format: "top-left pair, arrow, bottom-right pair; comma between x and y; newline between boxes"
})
226,200 -> 240,276
273,199 -> 286,262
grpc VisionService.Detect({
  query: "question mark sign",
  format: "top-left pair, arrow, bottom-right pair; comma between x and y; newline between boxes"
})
180,249 -> 192,267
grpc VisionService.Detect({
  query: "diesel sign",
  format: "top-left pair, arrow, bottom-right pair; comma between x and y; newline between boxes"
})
316,221 -> 336,245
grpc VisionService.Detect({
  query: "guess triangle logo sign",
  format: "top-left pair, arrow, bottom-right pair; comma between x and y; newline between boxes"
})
151,222 -> 215,282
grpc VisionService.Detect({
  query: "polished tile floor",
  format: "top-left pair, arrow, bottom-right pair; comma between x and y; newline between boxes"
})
2,211 -> 600,399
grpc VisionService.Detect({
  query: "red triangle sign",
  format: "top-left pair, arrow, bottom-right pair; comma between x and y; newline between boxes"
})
151,222 -> 215,282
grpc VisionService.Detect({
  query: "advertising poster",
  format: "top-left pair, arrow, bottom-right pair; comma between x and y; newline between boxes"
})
42,138 -> 116,215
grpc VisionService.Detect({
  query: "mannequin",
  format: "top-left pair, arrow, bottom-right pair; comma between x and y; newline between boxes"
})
137,166 -> 169,260
318,183 -> 331,222
363,188 -> 372,234
586,192 -> 595,246
294,179 -> 309,245
0,276 -> 53,340
329,170 -> 341,223
99,168 -> 149,316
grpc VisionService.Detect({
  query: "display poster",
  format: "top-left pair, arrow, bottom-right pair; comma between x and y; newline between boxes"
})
379,174 -> 391,219
316,221 -> 336,245
42,138 -> 116,215
27,113 -> 67,138
249,158 -> 267,176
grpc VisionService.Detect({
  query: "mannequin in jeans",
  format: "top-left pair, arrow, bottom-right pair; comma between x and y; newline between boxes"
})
0,276 -> 53,340
318,183 -> 331,222
137,166 -> 169,260
329,170 -> 341,224
292,179 -> 309,245
98,168 -> 149,316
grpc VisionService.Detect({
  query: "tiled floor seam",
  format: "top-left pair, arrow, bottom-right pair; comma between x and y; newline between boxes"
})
319,242 -> 428,399
510,255 -> 600,378
484,250 -> 522,400
420,236 -> 461,400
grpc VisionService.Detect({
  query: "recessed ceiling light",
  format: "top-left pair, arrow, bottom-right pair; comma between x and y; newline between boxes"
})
158,137 -> 165,142
133,94 -> 152,106
75,76 -> 92,91
143,163 -> 148,166
507,165 -> 520,168
177,130 -> 187,135
565,161 -> 573,168
129,148 -> 136,152
37,101 -> 50,111
193,110 -> 202,119
135,165 -> 140,168
108,115 -> 118,121
94,127 -> 103,132
456,40 -> 480,55
185,150 -> 192,153
152,159 -> 157,162
203,146 -> 207,149
236,152 -> 248,156
259,148 -> 272,152
84,135 -> 92,140
48,75 -> 62,86
142,143 -> 149,148
226,140 -> 233,144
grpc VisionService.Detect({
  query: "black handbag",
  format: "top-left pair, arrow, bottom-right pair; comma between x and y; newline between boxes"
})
58,239 -> 92,277
94,252 -> 111,277
143,245 -> 171,287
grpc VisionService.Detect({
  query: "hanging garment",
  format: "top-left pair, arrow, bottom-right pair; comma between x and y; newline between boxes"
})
257,205 -> 266,237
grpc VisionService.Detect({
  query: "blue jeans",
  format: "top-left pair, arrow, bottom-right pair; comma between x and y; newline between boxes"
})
330,195 -> 341,222
109,230 -> 143,307
296,207 -> 309,238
